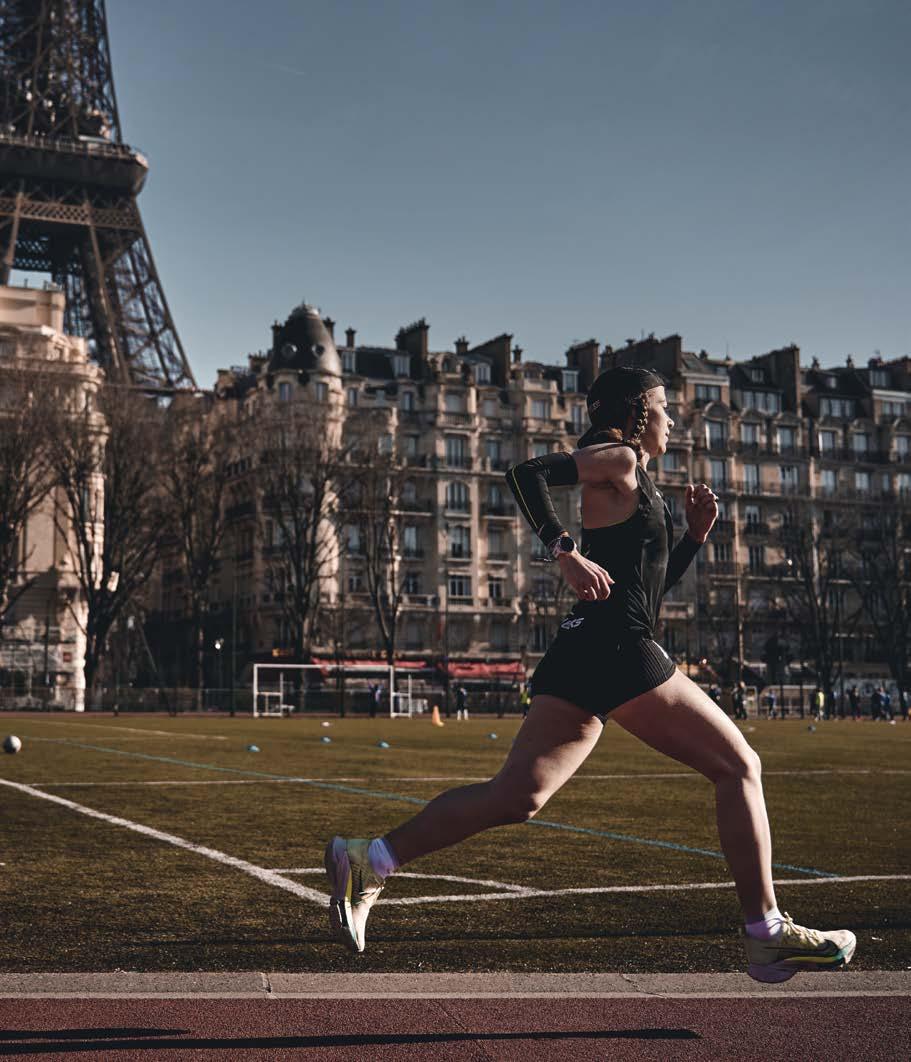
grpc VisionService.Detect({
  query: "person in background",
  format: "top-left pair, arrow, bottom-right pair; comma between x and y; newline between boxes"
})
848,685 -> 861,721
813,688 -> 825,721
765,688 -> 777,719
870,686 -> 882,721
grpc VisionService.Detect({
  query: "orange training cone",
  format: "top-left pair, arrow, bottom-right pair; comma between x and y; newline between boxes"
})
431,704 -> 445,727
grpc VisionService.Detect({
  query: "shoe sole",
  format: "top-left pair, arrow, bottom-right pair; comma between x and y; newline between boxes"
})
324,837 -> 360,953
747,936 -> 857,983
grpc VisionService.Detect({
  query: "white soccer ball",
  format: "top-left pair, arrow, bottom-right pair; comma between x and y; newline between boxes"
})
3,735 -> 22,754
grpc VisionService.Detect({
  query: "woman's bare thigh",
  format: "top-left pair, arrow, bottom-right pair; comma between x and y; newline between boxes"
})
493,694 -> 603,800
609,670 -> 758,781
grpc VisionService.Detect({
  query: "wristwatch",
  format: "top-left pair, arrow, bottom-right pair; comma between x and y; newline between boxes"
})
548,533 -> 577,561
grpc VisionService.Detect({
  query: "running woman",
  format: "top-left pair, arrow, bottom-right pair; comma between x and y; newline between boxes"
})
325,365 -> 856,982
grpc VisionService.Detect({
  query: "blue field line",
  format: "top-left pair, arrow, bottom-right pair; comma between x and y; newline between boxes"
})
35,738 -> 840,878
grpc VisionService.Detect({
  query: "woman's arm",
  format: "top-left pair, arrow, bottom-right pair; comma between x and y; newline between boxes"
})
664,483 -> 717,592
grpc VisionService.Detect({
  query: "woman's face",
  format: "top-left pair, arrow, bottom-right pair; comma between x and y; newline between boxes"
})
637,386 -> 674,457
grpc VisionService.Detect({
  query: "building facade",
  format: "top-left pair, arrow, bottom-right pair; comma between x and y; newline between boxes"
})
190,306 -> 909,697
0,285 -> 105,710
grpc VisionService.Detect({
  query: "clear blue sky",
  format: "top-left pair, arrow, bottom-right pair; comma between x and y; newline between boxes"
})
106,0 -> 909,384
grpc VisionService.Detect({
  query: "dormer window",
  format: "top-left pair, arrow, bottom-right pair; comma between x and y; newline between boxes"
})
342,350 -> 356,373
393,354 -> 410,377
474,362 -> 491,385
561,369 -> 580,392
825,375 -> 838,389
870,368 -> 890,388
278,381 -> 292,402
749,367 -> 764,383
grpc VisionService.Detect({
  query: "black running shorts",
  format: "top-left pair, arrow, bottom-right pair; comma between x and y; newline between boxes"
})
530,613 -> 676,722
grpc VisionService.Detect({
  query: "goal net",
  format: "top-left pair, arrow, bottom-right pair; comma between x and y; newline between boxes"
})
252,662 -> 418,718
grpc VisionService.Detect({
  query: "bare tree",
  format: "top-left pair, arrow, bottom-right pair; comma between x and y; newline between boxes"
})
0,370 -> 56,631
160,399 -> 230,708
343,413 -> 412,665
773,500 -> 862,704
256,406 -> 344,661
50,385 -> 166,704
846,500 -> 911,695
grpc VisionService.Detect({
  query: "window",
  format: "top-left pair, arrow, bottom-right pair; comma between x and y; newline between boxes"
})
488,528 -> 505,556
315,382 -> 328,401
895,435 -> 910,457
378,433 -> 394,454
345,525 -> 361,555
819,430 -> 837,453
855,470 -> 870,493
870,368 -> 890,387
483,397 -> 498,417
743,464 -> 760,492
820,468 -> 837,495
571,404 -> 585,432
531,537 -> 549,560
347,570 -> 364,593
898,473 -> 911,495
400,390 -> 415,411
714,541 -> 732,563
488,576 -> 505,601
531,398 -> 550,419
445,481 -> 470,511
448,574 -> 471,598
745,504 -> 761,527
777,427 -> 796,451
403,435 -> 419,458
346,387 -> 358,408
488,482 -> 504,507
695,384 -> 721,402
474,362 -> 491,384
491,621 -> 509,651
749,367 -> 765,383
530,441 -> 549,458
562,369 -> 579,392
404,571 -> 421,594
709,458 -> 728,486
485,437 -> 501,464
852,432 -> 871,454
532,623 -> 549,652
741,422 -> 760,446
819,396 -> 855,418
663,449 -> 683,471
779,466 -> 798,493
740,390 -> 781,413
882,399 -> 907,417
706,421 -> 726,450
449,525 -> 471,558
445,435 -> 468,467
444,392 -> 465,413
393,354 -> 410,376
401,480 -> 417,504
748,545 -> 764,572
342,350 -> 356,373
278,381 -> 292,402
403,526 -> 419,556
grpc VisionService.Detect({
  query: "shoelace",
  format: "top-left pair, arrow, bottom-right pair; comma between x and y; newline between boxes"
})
780,912 -> 824,947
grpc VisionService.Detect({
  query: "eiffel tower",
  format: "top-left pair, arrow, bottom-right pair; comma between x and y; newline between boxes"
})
0,0 -> 195,390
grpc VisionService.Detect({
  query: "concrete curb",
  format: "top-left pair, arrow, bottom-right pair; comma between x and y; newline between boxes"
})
0,971 -> 908,999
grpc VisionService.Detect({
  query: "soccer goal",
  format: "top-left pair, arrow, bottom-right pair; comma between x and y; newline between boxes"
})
253,662 -> 412,717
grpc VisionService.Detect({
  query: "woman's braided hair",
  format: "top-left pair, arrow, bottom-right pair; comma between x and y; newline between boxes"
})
581,391 -> 651,456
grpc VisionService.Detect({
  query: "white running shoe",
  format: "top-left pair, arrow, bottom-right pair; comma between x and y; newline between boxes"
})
744,912 -> 857,983
324,836 -> 384,953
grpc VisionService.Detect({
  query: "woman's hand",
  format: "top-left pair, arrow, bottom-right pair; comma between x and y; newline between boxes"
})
685,482 -> 718,543
558,551 -> 615,600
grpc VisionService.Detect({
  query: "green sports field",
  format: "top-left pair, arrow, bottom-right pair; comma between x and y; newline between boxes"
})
1,712 -> 909,973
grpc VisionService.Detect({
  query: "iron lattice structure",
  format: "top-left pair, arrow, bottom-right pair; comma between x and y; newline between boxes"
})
0,0 -> 195,390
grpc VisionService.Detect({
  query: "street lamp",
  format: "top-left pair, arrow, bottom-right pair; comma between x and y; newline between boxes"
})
214,638 -> 224,707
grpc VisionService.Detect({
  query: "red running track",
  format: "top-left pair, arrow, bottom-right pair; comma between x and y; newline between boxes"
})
0,997 -> 907,1060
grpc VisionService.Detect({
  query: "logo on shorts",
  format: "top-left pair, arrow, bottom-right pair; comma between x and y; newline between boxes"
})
560,616 -> 585,630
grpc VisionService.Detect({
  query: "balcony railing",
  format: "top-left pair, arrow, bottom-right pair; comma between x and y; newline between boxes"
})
743,521 -> 770,536
482,502 -> 516,517
438,411 -> 474,426
487,551 -> 511,561
442,454 -> 473,470
444,500 -> 471,513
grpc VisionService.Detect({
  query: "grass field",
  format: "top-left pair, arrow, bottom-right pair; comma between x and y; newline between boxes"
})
1,711 -> 909,974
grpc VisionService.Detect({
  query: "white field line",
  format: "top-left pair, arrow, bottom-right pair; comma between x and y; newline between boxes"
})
26,767 -> 911,788
0,778 -> 326,904
264,868 -> 911,907
4,775 -> 910,909
21,720 -> 226,740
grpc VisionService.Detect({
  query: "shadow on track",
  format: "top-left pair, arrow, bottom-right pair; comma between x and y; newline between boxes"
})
0,1028 -> 700,1054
